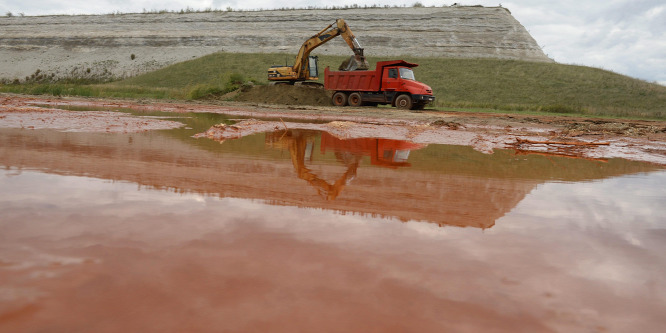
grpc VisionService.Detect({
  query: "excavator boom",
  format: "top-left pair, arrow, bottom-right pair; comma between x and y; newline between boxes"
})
268,19 -> 369,83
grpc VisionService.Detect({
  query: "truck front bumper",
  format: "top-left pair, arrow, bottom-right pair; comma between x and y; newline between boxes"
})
413,94 -> 436,103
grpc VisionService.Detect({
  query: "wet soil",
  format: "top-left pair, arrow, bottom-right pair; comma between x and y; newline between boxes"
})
2,93 -> 666,164
0,95 -> 185,133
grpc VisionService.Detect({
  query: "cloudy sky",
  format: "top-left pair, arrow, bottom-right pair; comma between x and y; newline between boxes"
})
2,0 -> 664,85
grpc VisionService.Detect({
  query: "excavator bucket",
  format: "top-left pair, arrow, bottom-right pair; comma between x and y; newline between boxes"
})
339,55 -> 370,71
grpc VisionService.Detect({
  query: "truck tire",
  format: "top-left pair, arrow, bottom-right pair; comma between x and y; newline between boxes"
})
395,94 -> 413,110
348,92 -> 362,107
332,92 -> 348,106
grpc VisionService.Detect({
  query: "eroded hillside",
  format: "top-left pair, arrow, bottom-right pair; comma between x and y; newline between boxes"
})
0,6 -> 550,81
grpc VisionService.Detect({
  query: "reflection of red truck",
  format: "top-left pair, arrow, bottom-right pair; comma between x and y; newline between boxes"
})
324,60 -> 435,110
320,132 -> 426,168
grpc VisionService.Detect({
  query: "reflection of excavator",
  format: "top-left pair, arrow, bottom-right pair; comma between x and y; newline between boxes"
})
265,130 -> 425,200
267,19 -> 370,84
266,130 -> 360,200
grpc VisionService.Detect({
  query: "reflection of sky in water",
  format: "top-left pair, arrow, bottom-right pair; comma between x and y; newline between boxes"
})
1,168 -> 665,247
2,167 -> 665,243
1,169 -> 666,332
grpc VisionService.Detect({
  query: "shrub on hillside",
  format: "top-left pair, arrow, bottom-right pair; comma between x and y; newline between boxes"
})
187,84 -> 224,100
187,72 -> 259,99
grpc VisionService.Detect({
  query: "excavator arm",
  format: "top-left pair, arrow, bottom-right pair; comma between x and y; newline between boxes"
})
290,21 -> 343,81
335,20 -> 368,71
268,19 -> 369,83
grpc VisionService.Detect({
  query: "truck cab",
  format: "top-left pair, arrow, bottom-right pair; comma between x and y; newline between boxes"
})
381,65 -> 434,109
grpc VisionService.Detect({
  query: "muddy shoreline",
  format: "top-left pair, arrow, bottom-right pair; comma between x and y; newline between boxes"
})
2,93 -> 666,164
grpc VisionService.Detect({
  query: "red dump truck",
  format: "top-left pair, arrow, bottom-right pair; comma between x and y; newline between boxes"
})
324,60 -> 435,110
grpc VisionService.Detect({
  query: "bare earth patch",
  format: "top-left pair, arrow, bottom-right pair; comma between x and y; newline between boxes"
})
2,94 -> 666,164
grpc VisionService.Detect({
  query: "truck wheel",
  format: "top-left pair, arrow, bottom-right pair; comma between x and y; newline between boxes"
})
348,92 -> 362,107
332,92 -> 348,106
395,94 -> 412,110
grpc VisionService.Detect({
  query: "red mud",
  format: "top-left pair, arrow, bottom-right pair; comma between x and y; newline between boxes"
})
0,95 -> 185,133
2,94 -> 666,164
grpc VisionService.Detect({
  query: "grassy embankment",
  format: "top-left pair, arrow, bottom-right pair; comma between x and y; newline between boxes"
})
1,52 -> 665,119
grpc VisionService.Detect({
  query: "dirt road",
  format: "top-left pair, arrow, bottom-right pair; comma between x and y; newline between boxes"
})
2,93 -> 665,164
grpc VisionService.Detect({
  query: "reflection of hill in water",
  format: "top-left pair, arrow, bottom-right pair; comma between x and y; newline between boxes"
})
1,129 -> 660,229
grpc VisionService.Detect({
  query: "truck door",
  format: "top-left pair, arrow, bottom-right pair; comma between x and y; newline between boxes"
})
382,67 -> 401,92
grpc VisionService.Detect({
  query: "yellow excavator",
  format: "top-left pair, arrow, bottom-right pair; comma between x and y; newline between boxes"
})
267,19 -> 370,84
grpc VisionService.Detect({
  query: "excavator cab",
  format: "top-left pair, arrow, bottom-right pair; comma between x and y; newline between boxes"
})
307,56 -> 319,78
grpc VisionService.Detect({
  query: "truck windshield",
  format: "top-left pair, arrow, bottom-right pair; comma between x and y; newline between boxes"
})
399,68 -> 415,80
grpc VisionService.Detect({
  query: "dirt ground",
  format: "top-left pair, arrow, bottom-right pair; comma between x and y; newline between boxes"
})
1,93 -> 665,165
0,98 -> 184,133
233,85 -> 332,106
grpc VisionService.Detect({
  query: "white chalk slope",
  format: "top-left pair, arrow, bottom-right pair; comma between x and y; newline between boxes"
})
0,6 -> 550,81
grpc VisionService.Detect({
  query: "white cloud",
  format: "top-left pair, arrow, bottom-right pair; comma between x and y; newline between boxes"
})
502,0 -> 666,82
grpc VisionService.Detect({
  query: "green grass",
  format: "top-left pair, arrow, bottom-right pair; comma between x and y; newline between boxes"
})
118,53 -> 272,89
0,83 -> 181,99
2,52 -> 665,119
416,58 -> 666,119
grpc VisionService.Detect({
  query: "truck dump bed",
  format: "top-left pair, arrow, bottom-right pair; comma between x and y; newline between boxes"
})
324,60 -> 419,92
324,67 -> 381,92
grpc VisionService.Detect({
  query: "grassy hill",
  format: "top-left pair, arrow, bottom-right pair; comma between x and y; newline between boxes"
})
2,52 -> 665,119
